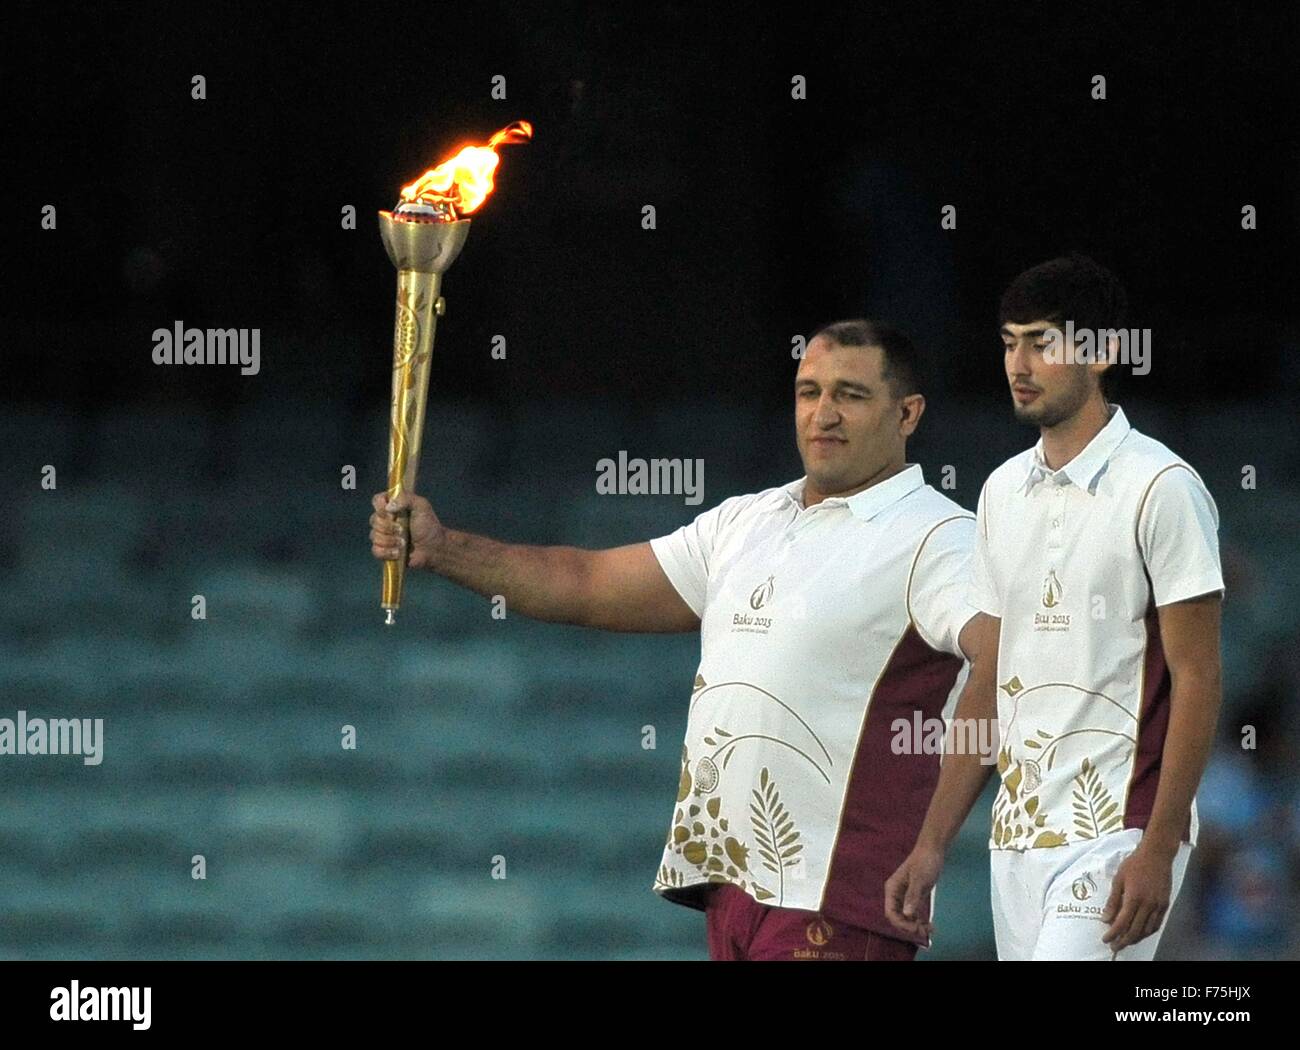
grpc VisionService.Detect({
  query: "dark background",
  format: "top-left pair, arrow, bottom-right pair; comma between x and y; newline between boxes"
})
11,2 -> 1298,412
2,2 -> 1297,960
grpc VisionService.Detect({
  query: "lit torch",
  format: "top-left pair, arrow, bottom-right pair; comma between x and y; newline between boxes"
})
378,119 -> 531,624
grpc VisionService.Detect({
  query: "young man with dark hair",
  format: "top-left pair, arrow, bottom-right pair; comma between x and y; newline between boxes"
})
886,255 -> 1224,960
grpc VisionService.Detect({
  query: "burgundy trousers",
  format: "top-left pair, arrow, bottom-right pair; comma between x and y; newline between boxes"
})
705,883 -> 918,961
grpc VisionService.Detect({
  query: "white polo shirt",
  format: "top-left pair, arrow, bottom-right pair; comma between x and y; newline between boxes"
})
969,405 -> 1224,854
648,464 -> 976,943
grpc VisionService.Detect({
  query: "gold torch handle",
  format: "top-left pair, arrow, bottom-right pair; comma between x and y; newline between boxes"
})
381,268 -> 445,624
384,504 -> 411,576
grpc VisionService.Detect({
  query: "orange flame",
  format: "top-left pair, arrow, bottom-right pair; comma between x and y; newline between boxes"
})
399,120 -> 532,216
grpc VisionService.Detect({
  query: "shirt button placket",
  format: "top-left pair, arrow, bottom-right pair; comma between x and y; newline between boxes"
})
1047,481 -> 1067,551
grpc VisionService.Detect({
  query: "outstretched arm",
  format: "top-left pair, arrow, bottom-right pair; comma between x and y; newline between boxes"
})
371,491 -> 700,633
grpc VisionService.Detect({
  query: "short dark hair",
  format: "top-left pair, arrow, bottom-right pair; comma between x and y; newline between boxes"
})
999,253 -> 1128,397
808,318 -> 923,399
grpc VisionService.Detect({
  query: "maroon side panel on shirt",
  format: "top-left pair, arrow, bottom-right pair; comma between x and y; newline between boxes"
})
820,625 -> 962,945
1123,602 -> 1192,841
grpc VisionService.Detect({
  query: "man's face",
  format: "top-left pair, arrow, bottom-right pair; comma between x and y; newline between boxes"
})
794,336 -> 920,492
1001,319 -> 1099,427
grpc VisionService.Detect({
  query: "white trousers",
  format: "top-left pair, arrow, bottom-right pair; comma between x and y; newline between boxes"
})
990,828 -> 1191,960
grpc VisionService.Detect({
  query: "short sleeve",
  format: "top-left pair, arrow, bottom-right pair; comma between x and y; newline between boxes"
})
648,494 -> 752,617
967,481 -> 1001,618
1137,464 -> 1225,607
908,514 -> 978,658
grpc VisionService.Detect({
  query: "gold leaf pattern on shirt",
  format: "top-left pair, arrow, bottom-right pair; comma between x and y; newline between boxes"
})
991,744 -> 1061,850
658,688 -> 824,902
1071,757 -> 1124,839
749,766 -> 804,904
677,743 -> 692,802
656,742 -> 775,900
991,674 -> 1138,851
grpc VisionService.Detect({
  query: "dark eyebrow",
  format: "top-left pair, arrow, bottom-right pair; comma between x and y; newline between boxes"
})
795,378 -> 872,393
1000,325 -> 1055,339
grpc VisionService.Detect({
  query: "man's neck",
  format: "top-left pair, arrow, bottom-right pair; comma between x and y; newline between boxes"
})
1040,396 -> 1112,472
803,459 -> 908,508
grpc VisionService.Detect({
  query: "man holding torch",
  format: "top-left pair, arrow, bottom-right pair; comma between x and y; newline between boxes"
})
370,320 -> 996,961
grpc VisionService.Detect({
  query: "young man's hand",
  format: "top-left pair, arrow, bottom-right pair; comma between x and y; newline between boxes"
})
1101,840 -> 1176,952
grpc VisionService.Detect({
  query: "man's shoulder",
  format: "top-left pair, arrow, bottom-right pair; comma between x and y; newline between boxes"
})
1113,425 -> 1202,482
699,481 -> 795,523
894,483 -> 976,529
981,448 -> 1038,500
1112,429 -> 1219,536
888,486 -> 976,564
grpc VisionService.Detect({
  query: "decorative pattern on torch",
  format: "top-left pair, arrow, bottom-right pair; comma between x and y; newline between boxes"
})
388,284 -> 431,493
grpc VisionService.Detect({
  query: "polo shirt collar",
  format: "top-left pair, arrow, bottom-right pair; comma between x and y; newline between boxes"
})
783,463 -> 925,522
1021,403 -> 1131,495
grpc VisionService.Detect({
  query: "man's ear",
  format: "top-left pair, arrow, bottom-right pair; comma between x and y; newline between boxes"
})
900,393 -> 926,437
1090,348 -> 1113,389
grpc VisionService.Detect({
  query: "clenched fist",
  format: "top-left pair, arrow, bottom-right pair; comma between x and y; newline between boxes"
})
370,491 -> 444,571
